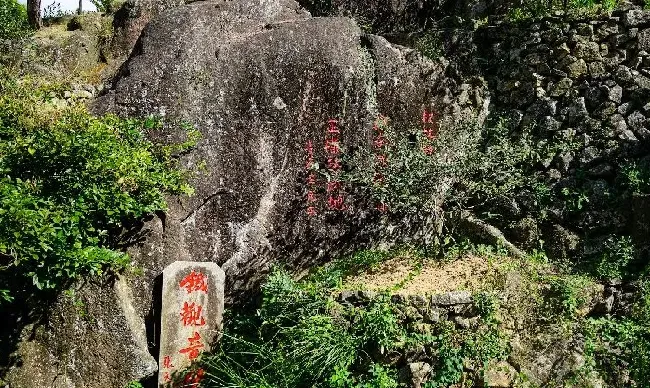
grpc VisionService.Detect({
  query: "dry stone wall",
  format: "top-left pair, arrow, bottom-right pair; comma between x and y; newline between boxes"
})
473,9 -> 650,258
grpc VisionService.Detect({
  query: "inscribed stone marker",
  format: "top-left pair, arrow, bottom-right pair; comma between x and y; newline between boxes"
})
158,261 -> 225,387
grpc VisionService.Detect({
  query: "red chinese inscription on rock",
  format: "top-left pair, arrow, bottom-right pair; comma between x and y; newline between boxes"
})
421,108 -> 439,156
324,118 -> 346,211
179,270 -> 208,294
179,331 -> 205,361
180,302 -> 206,327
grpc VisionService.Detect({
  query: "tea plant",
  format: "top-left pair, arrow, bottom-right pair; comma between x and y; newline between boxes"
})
0,0 -> 30,39
0,73 -> 196,301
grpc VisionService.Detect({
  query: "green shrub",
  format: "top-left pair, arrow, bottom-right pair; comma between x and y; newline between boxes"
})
584,280 -> 650,386
0,74 -> 196,301
546,275 -> 593,318
0,0 -> 30,40
91,0 -> 123,13
595,236 -> 635,280
344,117 -> 480,216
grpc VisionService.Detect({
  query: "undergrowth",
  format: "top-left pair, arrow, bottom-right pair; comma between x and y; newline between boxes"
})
203,248 -> 511,387
0,0 -> 30,40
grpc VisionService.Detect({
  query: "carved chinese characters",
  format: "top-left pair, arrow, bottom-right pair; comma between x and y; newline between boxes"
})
158,262 -> 225,387
324,119 -> 345,211
421,109 -> 439,155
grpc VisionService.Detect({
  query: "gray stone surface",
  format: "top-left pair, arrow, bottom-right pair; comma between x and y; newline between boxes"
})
4,277 -> 157,388
624,9 -> 650,27
158,261 -> 224,386
95,0 -> 477,304
400,362 -> 431,388
430,291 -> 472,305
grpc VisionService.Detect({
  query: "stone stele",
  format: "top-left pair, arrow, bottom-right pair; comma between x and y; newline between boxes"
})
158,261 -> 225,386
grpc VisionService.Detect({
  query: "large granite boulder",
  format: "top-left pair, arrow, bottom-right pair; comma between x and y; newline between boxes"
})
97,0 -> 479,303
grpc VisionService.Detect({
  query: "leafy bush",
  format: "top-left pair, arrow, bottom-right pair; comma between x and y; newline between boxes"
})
584,280 -> 650,386
0,74 -> 196,301
546,274 -> 593,318
91,0 -> 122,13
344,117 -> 480,216
0,0 -> 30,40
595,236 -> 636,280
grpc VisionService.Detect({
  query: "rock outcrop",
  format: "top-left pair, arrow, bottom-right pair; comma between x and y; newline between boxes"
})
96,0 -> 478,303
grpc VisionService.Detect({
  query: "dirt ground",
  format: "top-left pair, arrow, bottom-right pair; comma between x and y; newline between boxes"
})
343,255 -> 504,295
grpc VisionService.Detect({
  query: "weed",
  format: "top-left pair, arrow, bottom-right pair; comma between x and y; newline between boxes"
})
561,187 -> 590,212
621,161 -> 650,194
595,236 -> 635,280
204,252 -> 511,387
546,275 -> 593,318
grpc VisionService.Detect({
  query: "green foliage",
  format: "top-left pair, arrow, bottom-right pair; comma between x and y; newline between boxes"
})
583,279 -> 650,386
459,119 -> 546,210
0,0 -> 30,40
357,364 -> 399,388
414,33 -> 442,60
621,160 -> 650,194
345,117 -> 480,216
0,75 -> 196,301
561,186 -> 590,212
473,291 -> 499,322
204,252 -> 510,388
91,0 -> 122,13
545,274 -> 593,318
507,0 -> 618,21
42,2 -> 70,19
595,236 -> 635,280
125,381 -> 144,388
310,250 -> 393,289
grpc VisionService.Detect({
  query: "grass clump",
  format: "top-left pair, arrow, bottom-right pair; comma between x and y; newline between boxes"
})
202,249 -> 510,388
